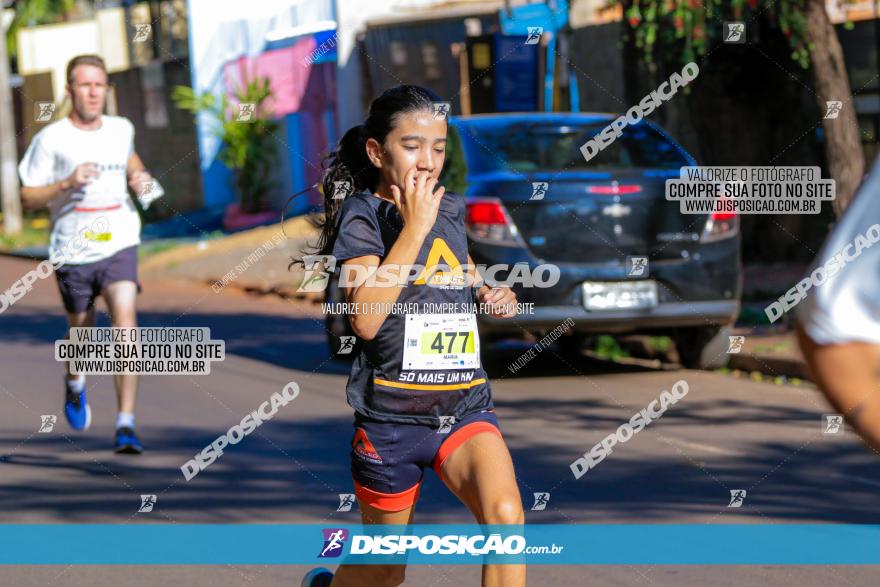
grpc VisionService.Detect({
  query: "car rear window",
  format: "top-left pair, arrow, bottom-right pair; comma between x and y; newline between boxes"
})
460,121 -> 690,172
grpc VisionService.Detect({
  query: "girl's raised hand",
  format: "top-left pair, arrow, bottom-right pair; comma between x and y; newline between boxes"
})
390,169 -> 444,238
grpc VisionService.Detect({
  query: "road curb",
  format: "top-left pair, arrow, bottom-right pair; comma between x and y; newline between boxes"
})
727,353 -> 812,382
0,248 -> 47,260
205,278 -> 322,304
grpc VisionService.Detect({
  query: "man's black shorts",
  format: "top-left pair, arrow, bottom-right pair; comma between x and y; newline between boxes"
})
54,246 -> 141,314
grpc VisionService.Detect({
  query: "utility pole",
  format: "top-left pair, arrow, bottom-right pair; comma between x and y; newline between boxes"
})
1,4 -> 22,235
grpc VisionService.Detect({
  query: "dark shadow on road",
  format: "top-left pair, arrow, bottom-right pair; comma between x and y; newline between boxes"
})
481,342 -> 667,380
2,304 -> 877,524
0,306 -> 670,380
1,399 -> 879,524
0,308 -> 352,376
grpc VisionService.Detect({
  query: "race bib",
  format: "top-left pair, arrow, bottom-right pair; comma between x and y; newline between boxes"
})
403,313 -> 481,371
76,210 -> 114,242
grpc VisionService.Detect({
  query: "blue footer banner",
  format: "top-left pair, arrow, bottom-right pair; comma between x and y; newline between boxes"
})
1,524 -> 878,565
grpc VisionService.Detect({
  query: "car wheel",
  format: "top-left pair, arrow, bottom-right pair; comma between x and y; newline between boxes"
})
673,326 -> 732,370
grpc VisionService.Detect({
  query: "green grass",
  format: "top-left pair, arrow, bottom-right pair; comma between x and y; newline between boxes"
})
138,231 -> 226,261
754,342 -> 791,354
0,217 -> 50,251
138,241 -> 180,259
647,336 -> 672,353
593,335 -> 630,361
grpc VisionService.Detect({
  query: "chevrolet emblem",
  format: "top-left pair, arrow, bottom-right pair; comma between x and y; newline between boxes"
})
601,203 -> 631,218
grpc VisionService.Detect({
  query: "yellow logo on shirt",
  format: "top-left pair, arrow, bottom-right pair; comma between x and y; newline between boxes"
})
83,231 -> 112,242
414,238 -> 465,287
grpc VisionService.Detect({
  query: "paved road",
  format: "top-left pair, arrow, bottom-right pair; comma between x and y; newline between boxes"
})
0,255 -> 878,586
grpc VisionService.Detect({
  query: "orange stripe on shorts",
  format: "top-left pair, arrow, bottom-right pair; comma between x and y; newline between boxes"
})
353,478 -> 422,512
433,421 -> 502,478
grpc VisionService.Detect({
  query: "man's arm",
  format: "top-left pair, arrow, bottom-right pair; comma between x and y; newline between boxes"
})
127,152 -> 146,174
21,164 -> 98,211
127,152 -> 151,194
797,325 -> 880,451
21,180 -> 73,211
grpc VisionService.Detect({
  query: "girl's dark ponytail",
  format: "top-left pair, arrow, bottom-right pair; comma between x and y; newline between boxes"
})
312,124 -> 378,257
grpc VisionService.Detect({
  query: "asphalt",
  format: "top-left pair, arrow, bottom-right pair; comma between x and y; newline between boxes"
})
0,255 -> 878,586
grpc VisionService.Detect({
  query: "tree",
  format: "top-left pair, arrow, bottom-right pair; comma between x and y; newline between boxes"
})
617,0 -> 865,215
6,0 -> 75,59
440,123 -> 468,195
2,0 -> 77,235
1,4 -> 21,235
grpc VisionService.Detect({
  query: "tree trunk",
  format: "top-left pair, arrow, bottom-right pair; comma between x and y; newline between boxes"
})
804,0 -> 865,216
0,9 -> 22,236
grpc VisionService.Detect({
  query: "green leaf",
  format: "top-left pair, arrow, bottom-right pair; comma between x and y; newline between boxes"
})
172,73 -> 281,212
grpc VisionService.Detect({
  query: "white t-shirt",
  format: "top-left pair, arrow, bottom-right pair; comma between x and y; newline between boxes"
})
799,156 -> 880,345
18,115 -> 141,265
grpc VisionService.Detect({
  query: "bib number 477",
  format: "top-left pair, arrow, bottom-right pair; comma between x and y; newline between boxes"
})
429,331 -> 472,354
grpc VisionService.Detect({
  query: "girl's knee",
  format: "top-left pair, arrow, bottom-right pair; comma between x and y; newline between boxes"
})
483,496 -> 525,525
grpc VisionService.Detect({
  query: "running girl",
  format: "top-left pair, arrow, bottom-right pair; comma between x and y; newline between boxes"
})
301,85 -> 526,587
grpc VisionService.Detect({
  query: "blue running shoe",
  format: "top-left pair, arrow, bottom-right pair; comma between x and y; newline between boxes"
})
64,385 -> 91,431
114,427 -> 143,454
301,567 -> 334,587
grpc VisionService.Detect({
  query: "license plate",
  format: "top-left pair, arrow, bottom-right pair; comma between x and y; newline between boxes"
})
582,281 -> 658,311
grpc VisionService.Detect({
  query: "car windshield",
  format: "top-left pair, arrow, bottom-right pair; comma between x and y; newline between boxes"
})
463,121 -> 689,172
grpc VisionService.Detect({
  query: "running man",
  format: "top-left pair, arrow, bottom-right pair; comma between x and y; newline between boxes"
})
797,156 -> 880,451
302,85 -> 524,587
18,54 -> 153,453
